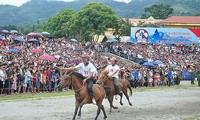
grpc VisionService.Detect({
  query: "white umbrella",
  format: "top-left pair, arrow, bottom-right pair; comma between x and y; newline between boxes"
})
71,38 -> 77,42
41,32 -> 50,35
1,30 -> 9,33
10,30 -> 18,34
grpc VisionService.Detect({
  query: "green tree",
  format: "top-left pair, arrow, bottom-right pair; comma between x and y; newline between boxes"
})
195,13 -> 200,16
44,9 -> 75,37
141,3 -> 174,19
120,18 -> 132,36
70,2 -> 118,42
113,18 -> 132,41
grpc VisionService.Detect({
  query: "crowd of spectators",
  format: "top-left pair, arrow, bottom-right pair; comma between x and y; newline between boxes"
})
0,33 -> 199,95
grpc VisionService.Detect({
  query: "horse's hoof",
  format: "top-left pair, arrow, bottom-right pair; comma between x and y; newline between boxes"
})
104,116 -> 107,119
77,116 -> 81,119
129,103 -> 133,106
113,106 -> 118,109
120,102 -> 123,106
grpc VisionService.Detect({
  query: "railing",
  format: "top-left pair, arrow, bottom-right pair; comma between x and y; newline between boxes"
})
108,49 -> 146,64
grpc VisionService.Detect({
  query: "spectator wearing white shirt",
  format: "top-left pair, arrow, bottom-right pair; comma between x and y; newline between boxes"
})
0,63 -> 7,94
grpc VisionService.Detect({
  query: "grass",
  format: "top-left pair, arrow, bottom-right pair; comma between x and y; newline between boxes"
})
0,84 -> 199,101
0,91 -> 74,101
183,115 -> 200,120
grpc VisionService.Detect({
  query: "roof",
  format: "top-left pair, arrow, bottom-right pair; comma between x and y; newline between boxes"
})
123,16 -> 162,26
163,16 -> 200,24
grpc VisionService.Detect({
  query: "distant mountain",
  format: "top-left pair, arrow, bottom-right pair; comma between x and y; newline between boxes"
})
0,0 -> 199,26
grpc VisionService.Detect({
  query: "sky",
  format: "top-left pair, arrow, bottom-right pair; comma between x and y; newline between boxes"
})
0,0 -> 131,7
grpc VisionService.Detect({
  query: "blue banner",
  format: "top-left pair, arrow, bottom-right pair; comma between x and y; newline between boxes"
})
131,28 -> 199,45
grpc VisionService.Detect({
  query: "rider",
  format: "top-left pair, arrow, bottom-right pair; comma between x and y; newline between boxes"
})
104,57 -> 121,94
60,53 -> 97,102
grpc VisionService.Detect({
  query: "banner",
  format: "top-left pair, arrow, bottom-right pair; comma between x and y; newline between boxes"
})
131,28 -> 199,45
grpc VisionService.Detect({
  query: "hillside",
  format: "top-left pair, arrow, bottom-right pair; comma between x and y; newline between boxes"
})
0,0 -> 199,26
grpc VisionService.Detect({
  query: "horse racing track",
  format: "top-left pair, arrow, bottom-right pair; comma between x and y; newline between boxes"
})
0,88 -> 200,120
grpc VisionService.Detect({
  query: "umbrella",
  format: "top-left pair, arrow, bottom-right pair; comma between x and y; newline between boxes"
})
154,60 -> 164,65
28,39 -> 38,42
107,39 -> 118,43
170,64 -> 177,68
1,30 -> 9,33
125,39 -> 133,43
0,35 -> 5,39
143,62 -> 155,67
39,54 -> 56,62
14,36 -> 25,42
30,49 -> 42,53
28,32 -> 43,38
71,38 -> 77,42
111,39 -> 118,42
174,50 -> 181,53
8,49 -> 19,53
10,30 -> 18,34
41,32 -> 50,35
13,46 -> 22,50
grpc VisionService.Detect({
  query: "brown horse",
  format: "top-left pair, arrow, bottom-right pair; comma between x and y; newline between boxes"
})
96,70 -> 133,113
57,70 -> 107,120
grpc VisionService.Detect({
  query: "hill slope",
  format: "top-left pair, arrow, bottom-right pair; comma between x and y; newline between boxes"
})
0,0 -> 199,26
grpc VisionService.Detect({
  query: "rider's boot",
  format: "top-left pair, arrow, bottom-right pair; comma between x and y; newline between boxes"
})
89,91 -> 96,105
115,85 -> 122,95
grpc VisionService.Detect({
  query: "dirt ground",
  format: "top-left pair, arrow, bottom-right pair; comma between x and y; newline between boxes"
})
0,85 -> 200,120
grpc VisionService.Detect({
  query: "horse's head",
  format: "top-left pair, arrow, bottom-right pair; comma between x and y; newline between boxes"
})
97,70 -> 109,84
57,70 -> 74,89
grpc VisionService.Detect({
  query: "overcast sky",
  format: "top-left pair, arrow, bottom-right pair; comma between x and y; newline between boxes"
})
0,0 -> 131,7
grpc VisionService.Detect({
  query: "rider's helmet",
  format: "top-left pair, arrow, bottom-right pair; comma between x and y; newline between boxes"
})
110,57 -> 117,63
82,54 -> 90,63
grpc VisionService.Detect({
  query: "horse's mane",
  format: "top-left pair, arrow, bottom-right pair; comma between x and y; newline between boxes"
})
101,70 -> 109,78
67,70 -> 85,80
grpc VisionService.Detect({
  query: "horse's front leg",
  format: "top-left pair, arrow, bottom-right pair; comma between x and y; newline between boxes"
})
108,95 -> 118,113
72,101 -> 80,120
78,101 -> 85,117
123,89 -> 132,106
119,92 -> 123,106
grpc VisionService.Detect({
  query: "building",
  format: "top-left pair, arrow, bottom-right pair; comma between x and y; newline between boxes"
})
163,16 -> 200,28
124,16 -> 163,26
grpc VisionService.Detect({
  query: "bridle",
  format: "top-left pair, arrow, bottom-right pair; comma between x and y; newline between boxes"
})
61,73 -> 85,92
98,74 -> 109,84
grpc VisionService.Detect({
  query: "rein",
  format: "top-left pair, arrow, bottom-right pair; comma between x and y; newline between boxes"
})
62,73 -> 85,92
99,75 -> 109,83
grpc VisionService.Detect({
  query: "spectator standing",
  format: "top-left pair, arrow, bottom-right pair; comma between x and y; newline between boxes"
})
167,68 -> 173,87
5,65 -> 14,95
0,64 -> 7,95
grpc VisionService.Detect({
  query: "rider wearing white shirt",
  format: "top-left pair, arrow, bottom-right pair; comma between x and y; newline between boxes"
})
104,57 -> 121,94
61,54 -> 97,98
